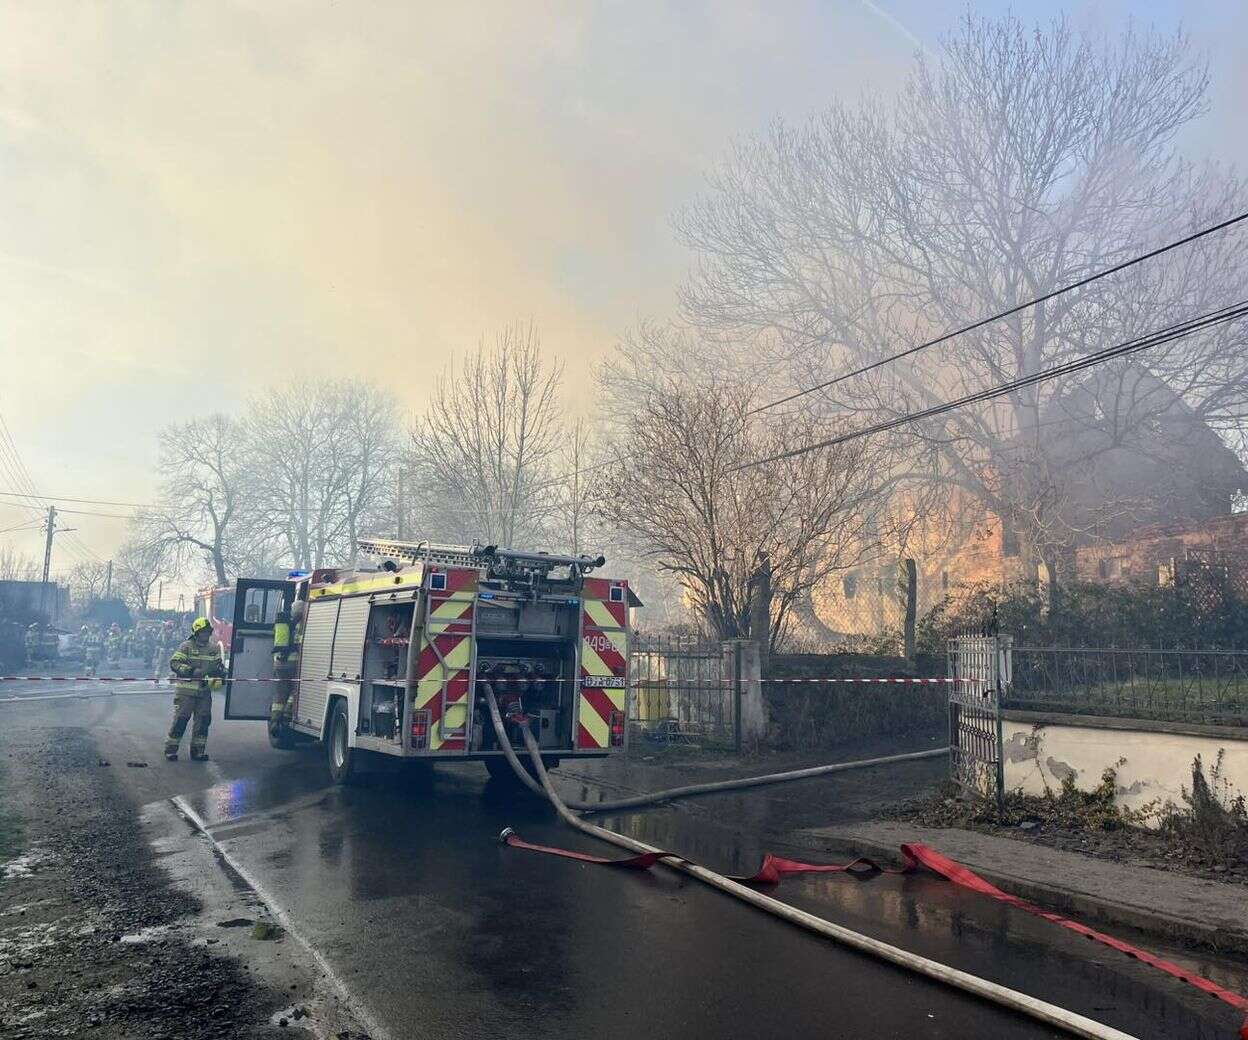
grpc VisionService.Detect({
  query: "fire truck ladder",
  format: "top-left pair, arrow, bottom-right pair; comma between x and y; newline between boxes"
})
356,537 -> 494,570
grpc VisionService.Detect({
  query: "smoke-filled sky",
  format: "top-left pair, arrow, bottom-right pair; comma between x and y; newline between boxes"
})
2,0 -> 1246,569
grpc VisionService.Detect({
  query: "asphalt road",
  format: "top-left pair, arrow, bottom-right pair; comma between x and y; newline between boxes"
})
3,677 -> 1246,1040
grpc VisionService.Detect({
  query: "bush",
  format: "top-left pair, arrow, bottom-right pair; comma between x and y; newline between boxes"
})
916,576 -> 1248,651
1158,752 -> 1248,869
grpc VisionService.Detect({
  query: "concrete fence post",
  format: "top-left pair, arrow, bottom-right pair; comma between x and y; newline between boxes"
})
723,639 -> 768,751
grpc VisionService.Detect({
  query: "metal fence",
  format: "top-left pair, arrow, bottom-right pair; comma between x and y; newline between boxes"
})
628,634 -> 734,748
1008,646 -> 1248,727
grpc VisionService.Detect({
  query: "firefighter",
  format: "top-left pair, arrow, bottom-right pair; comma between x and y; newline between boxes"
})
83,624 -> 103,675
164,617 -> 224,762
24,623 -> 40,665
135,625 -> 155,666
152,621 -> 176,677
268,601 -> 302,737
105,623 -> 122,663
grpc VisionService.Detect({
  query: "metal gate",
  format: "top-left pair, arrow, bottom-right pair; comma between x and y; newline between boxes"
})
629,635 -> 734,748
948,634 -> 1011,804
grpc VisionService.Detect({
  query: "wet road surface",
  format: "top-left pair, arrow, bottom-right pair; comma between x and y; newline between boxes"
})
6,678 -> 1248,1039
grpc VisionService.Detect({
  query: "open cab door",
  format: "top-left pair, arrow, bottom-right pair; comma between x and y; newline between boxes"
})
224,579 -> 295,720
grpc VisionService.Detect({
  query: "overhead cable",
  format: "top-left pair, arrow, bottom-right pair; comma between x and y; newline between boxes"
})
729,300 -> 1248,473
749,209 -> 1248,415
0,489 -> 159,509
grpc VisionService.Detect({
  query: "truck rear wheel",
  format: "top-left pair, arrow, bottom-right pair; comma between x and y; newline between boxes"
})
326,700 -> 357,784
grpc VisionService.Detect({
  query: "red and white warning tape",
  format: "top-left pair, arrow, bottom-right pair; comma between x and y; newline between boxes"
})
0,675 -> 955,685
0,675 -> 272,683
760,677 -> 953,684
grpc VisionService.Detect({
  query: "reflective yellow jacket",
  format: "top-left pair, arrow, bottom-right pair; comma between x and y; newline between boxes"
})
170,637 -> 222,695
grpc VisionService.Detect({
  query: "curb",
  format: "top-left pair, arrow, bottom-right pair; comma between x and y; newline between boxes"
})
807,830 -> 1248,961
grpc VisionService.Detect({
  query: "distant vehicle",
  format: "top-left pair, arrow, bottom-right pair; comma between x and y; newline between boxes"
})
194,583 -> 236,652
225,539 -> 638,785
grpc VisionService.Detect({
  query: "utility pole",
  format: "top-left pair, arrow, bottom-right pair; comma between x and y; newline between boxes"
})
41,506 -> 56,587
37,507 -> 78,620
105,559 -> 113,599
39,506 -> 56,616
157,580 -> 163,611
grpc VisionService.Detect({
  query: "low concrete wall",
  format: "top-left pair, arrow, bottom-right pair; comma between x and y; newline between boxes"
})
762,652 -> 946,749
1002,710 -> 1248,821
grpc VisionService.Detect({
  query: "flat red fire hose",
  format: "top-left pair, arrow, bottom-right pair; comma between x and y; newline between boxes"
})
501,830 -> 1248,1037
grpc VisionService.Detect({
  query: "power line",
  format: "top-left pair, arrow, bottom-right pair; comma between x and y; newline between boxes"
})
0,489 -> 158,509
748,208 -> 1248,416
0,419 -> 98,564
0,411 -> 101,565
729,300 -> 1248,473
43,506 -> 137,520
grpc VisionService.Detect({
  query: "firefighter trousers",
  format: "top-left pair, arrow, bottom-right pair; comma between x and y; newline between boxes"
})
269,659 -> 297,721
166,690 -> 211,756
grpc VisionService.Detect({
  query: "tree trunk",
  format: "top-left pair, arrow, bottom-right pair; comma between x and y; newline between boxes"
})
902,558 -> 917,661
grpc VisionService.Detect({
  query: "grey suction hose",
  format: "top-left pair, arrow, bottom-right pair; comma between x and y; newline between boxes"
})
485,686 -> 1136,1040
480,683 -> 947,812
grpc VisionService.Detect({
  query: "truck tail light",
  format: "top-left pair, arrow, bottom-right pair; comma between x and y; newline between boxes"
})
609,710 -> 625,747
410,709 -> 431,749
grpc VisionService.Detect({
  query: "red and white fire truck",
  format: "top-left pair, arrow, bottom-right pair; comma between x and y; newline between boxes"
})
224,539 -> 638,784
194,583 -> 237,652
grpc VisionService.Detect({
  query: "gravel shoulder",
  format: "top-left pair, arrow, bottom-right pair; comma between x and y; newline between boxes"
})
0,716 -> 365,1039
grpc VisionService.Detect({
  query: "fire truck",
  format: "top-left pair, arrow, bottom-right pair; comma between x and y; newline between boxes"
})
194,583 -> 237,652
224,538 -> 638,784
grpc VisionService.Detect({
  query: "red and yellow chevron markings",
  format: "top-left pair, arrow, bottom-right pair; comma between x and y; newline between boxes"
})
577,579 -> 629,750
413,567 -> 478,751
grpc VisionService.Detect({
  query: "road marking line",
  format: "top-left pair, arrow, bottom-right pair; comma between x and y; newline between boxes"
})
170,794 -> 394,1040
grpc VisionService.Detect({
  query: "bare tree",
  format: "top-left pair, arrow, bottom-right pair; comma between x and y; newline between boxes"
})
338,381 -> 401,549
249,380 -> 400,568
0,547 -> 40,582
114,534 -> 169,613
66,560 -> 112,603
597,326 -> 905,648
677,14 -> 1248,579
148,414 -> 250,586
409,322 -> 564,547
552,416 -> 597,555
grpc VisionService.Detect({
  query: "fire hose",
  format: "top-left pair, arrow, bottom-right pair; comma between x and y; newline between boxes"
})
483,684 -> 1143,1040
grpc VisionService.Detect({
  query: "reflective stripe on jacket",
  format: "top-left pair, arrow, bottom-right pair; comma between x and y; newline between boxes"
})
170,637 -> 220,695
272,620 -> 291,659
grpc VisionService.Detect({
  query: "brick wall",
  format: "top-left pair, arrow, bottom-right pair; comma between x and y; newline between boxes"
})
1075,513 -> 1248,586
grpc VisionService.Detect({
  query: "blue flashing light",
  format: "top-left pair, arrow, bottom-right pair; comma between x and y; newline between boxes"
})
479,592 -> 495,600
288,570 -> 310,579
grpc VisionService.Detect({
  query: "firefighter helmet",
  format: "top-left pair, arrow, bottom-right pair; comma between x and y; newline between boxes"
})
191,617 -> 212,636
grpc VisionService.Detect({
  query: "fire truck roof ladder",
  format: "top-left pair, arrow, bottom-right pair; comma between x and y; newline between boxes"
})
357,538 -> 606,577
356,537 -> 493,570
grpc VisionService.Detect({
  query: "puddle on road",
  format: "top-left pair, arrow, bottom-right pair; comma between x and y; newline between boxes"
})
592,802 -> 1248,1039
